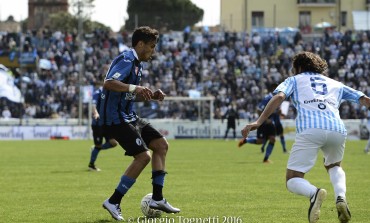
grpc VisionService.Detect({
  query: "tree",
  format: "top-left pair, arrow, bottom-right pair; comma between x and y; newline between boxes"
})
48,11 -> 110,33
125,0 -> 203,31
48,12 -> 76,32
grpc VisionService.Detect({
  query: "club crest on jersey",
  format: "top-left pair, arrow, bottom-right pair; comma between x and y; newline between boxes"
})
101,93 -> 105,99
112,72 -> 121,79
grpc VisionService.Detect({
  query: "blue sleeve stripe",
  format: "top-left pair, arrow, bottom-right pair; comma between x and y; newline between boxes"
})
342,85 -> 365,103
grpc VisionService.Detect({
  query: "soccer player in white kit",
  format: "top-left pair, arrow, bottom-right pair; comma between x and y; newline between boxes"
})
241,52 -> 370,223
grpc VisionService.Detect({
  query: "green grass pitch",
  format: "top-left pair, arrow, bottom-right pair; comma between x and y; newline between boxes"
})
0,139 -> 369,223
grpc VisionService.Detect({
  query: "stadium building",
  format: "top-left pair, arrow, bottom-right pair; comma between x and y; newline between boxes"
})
28,0 -> 69,30
221,0 -> 370,33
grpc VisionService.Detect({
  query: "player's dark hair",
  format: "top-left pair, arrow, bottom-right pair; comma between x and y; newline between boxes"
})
132,26 -> 159,47
292,51 -> 328,75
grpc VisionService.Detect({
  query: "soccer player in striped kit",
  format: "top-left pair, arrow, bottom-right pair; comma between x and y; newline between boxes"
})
99,26 -> 180,221
241,51 -> 370,223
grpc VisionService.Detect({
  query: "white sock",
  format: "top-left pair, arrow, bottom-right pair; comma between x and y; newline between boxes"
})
329,166 -> 346,199
286,177 -> 317,198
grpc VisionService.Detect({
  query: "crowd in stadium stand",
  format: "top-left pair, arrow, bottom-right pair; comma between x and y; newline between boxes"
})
0,27 -> 369,121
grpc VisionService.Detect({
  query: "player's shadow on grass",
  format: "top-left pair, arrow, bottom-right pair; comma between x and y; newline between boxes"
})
50,168 -> 101,173
91,220 -> 111,223
50,170 -> 89,174
235,161 -> 265,164
50,170 -> 75,174
83,217 -> 147,223
74,219 -> 111,223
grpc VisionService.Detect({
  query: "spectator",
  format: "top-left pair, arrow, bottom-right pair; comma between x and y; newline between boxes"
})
1,28 -> 369,121
2,106 -> 11,119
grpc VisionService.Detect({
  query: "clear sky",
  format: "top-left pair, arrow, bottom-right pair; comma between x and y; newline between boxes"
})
0,0 -> 220,32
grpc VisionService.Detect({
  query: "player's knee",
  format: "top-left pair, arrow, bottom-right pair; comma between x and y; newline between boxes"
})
286,169 -> 305,183
109,139 -> 118,147
136,151 -> 151,165
150,138 -> 169,155
143,154 -> 151,165
157,141 -> 169,155
324,161 -> 341,171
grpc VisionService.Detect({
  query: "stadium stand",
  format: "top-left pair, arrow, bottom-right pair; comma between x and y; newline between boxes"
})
0,28 -> 369,120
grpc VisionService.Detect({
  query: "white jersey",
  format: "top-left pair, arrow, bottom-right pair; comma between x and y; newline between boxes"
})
274,72 -> 364,134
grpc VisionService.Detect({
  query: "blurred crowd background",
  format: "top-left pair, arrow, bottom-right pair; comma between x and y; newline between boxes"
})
0,27 -> 370,121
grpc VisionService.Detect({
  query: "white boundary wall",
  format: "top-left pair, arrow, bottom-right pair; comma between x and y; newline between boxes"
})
0,119 -> 365,140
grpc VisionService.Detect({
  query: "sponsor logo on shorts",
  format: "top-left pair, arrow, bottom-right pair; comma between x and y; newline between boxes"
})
136,138 -> 142,146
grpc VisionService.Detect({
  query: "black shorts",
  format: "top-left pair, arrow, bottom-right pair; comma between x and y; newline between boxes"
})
92,125 -> 109,145
275,122 -> 284,135
227,121 -> 236,129
257,121 -> 276,140
104,118 -> 163,156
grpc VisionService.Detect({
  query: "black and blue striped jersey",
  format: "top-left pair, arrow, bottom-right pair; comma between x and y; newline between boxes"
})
98,49 -> 143,125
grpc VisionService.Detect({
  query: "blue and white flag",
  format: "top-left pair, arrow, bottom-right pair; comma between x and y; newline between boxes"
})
0,69 -> 23,103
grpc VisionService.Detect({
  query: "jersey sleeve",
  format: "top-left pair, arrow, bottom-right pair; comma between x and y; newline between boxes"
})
274,77 -> 294,98
341,85 -> 365,103
105,57 -> 133,82
257,98 -> 268,112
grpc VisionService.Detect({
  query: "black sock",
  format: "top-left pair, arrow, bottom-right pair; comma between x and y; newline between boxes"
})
109,189 -> 124,204
152,184 -> 163,201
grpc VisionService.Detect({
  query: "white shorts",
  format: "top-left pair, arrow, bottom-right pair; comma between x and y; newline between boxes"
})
287,129 -> 346,173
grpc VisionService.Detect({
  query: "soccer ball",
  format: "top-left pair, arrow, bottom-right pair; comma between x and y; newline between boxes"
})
140,193 -> 162,218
